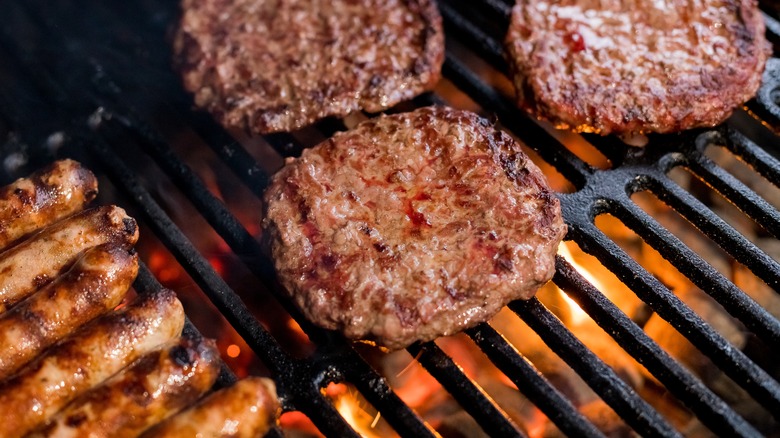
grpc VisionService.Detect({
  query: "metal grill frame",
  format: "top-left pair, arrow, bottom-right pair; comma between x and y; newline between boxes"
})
1,0 -> 780,436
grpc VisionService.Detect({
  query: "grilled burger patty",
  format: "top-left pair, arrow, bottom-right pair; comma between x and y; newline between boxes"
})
263,107 -> 566,349
174,0 -> 444,134
505,0 -> 770,136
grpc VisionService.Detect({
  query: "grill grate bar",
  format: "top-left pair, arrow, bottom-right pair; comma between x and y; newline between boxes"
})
652,164 -> 780,294
510,298 -> 682,438
97,115 -> 276,281
464,324 -> 605,438
263,131 -> 310,159
443,1 -> 510,73
553,256 -> 760,437
176,112 -> 272,199
628,175 -> 780,345
763,12 -> 780,45
725,127 -> 780,195
440,2 -> 508,72
406,342 -> 526,437
83,134 -> 292,374
752,58 -> 780,127
570,213 -> 780,420
133,263 -> 239,390
331,353 -> 439,438
688,147 -> 780,241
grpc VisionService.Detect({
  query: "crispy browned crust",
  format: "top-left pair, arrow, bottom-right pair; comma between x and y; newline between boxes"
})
505,0 -> 770,136
0,159 -> 98,252
0,289 -> 184,438
0,205 -> 139,314
142,377 -> 279,438
0,243 -> 138,380
263,107 -> 566,349
31,337 -> 220,438
173,0 -> 444,134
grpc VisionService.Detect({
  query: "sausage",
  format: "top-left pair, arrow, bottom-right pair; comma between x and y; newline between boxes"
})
143,377 -> 280,438
0,159 -> 98,252
0,205 -> 138,314
0,243 -> 138,380
0,288 -> 184,438
30,336 -> 220,438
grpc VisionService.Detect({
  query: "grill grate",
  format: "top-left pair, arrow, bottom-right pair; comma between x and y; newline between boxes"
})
0,0 -> 779,436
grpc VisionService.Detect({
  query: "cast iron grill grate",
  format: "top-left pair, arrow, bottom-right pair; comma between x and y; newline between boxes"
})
0,0 -> 779,436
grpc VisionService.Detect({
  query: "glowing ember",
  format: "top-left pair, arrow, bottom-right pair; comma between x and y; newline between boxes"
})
226,344 -> 241,358
279,411 -> 323,437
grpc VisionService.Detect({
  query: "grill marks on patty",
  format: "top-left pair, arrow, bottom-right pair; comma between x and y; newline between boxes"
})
263,107 -> 566,349
173,0 -> 444,134
505,0 -> 770,137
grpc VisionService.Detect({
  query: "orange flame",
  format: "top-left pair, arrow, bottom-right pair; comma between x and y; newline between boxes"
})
557,243 -> 604,326
325,383 -> 382,438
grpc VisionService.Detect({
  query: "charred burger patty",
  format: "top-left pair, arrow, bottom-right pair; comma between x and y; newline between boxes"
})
263,107 -> 566,349
174,0 -> 444,134
505,0 -> 769,136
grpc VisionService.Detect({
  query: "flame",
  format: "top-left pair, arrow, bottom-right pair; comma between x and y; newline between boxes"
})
557,242 -> 604,326
325,383 -> 382,438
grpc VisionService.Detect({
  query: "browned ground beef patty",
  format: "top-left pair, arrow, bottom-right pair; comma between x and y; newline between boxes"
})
263,107 -> 566,349
505,0 -> 770,136
173,0 -> 444,134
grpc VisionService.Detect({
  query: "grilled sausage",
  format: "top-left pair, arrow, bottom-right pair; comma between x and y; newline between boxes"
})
31,336 -> 220,438
0,159 -> 98,252
0,288 -> 184,438
142,377 -> 279,438
0,243 -> 138,380
0,205 -> 138,314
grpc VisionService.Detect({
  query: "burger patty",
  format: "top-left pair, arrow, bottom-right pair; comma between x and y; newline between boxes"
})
505,0 -> 770,136
173,0 -> 444,134
263,107 -> 566,349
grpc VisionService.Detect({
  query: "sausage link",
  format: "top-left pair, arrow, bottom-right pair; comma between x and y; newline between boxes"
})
0,159 -> 98,252
0,288 -> 184,438
0,243 -> 138,380
30,335 -> 220,438
0,205 -> 138,314
142,377 -> 280,438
